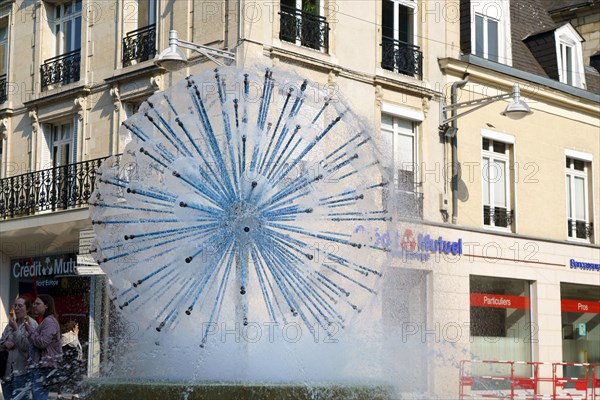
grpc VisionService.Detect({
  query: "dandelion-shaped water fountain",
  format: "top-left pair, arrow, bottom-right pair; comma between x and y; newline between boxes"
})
88,67 -> 395,399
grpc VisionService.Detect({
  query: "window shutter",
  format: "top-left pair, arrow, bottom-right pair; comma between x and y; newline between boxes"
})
40,123 -> 52,170
71,117 -> 78,163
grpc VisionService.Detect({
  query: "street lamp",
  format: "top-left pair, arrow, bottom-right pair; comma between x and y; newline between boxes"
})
440,81 -> 531,136
155,30 -> 236,71
439,76 -> 532,224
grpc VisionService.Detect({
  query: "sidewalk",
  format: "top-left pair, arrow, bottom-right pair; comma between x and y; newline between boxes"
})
0,393 -> 75,399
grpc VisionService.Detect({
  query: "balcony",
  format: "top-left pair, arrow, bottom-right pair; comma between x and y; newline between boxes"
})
279,5 -> 329,53
484,206 -> 514,228
381,36 -> 423,79
568,219 -> 593,239
0,74 -> 6,104
0,156 -> 108,220
40,50 -> 81,89
398,190 -> 423,219
122,24 -> 157,67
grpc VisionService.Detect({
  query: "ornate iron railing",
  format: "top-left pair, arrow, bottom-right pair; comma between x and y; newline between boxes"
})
279,5 -> 329,52
40,49 -> 81,89
398,190 -> 424,219
0,74 -> 7,104
381,36 -> 423,79
484,206 -> 514,228
0,156 -> 109,220
122,24 -> 157,66
568,219 -> 594,239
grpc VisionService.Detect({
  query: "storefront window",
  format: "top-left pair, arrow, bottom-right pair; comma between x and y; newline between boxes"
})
561,282 -> 600,383
10,254 -> 91,373
383,268 -> 429,392
469,275 -> 532,383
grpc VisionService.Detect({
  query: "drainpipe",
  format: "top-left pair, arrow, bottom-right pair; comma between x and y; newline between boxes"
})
451,76 -> 469,224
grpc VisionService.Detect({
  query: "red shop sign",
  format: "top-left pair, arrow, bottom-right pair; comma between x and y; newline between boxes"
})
470,293 -> 530,309
561,299 -> 600,314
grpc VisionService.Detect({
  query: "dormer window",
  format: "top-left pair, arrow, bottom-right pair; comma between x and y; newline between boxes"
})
555,25 -> 585,88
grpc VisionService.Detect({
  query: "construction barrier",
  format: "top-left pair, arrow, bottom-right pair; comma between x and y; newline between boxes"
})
460,360 -> 600,400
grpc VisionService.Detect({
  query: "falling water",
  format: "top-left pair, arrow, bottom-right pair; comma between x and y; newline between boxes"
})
90,66 -> 401,396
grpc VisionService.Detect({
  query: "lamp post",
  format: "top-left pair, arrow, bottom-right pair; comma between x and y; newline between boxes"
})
155,30 -> 236,71
439,76 -> 532,224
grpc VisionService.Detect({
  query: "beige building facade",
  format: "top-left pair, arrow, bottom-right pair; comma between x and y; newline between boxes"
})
0,0 -> 598,398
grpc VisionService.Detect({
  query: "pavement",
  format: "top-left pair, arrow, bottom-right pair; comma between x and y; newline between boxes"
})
0,392 -> 78,399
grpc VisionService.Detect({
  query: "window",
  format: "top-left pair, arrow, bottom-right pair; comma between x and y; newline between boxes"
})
554,25 -> 585,88
383,269 -> 429,390
0,17 -> 8,103
381,112 -> 422,218
382,114 -> 416,191
136,0 -> 157,29
559,42 -> 574,86
0,138 -> 3,178
122,0 -> 157,66
470,275 -> 533,379
279,0 -> 329,52
560,283 -> 600,374
124,101 -> 142,120
41,121 -> 77,169
41,1 -> 82,88
382,0 -> 414,45
470,0 -> 510,65
37,120 -> 78,209
54,0 -> 82,56
482,137 -> 513,228
566,156 -> 593,240
475,13 -> 498,62
381,0 -> 422,77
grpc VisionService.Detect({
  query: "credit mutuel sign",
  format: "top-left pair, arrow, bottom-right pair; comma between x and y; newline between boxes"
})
12,254 -> 78,279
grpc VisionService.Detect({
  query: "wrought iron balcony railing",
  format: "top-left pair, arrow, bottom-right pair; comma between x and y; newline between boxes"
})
41,49 -> 81,89
398,189 -> 424,219
0,74 -> 7,104
0,156 -> 108,220
568,219 -> 594,239
484,206 -> 513,228
381,36 -> 423,79
122,24 -> 157,66
279,5 -> 329,52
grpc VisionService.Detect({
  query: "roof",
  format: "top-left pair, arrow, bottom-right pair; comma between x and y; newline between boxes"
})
540,0 -> 600,14
510,0 -> 557,77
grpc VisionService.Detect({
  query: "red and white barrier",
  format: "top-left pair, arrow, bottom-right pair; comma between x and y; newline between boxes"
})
459,360 -> 600,400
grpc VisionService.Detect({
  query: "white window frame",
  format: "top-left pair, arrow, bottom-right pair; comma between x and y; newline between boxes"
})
0,16 -> 8,78
41,119 -> 78,170
381,105 -> 422,192
382,0 -> 417,45
471,0 -> 512,65
138,0 -> 157,29
0,136 -> 4,179
555,24 -> 586,89
481,136 -> 513,229
54,0 -> 82,56
565,153 -> 592,241
124,0 -> 158,31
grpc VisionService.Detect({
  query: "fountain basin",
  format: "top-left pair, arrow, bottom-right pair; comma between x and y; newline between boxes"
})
83,379 -> 395,400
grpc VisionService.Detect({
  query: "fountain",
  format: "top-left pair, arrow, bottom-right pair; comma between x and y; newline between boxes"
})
87,66 -> 398,399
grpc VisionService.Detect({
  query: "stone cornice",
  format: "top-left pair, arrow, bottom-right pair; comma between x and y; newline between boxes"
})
23,84 -> 91,110
265,44 -> 441,100
439,57 -> 600,116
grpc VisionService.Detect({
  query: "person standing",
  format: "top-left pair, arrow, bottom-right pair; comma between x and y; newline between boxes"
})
57,321 -> 83,399
25,294 -> 63,400
0,296 -> 38,400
